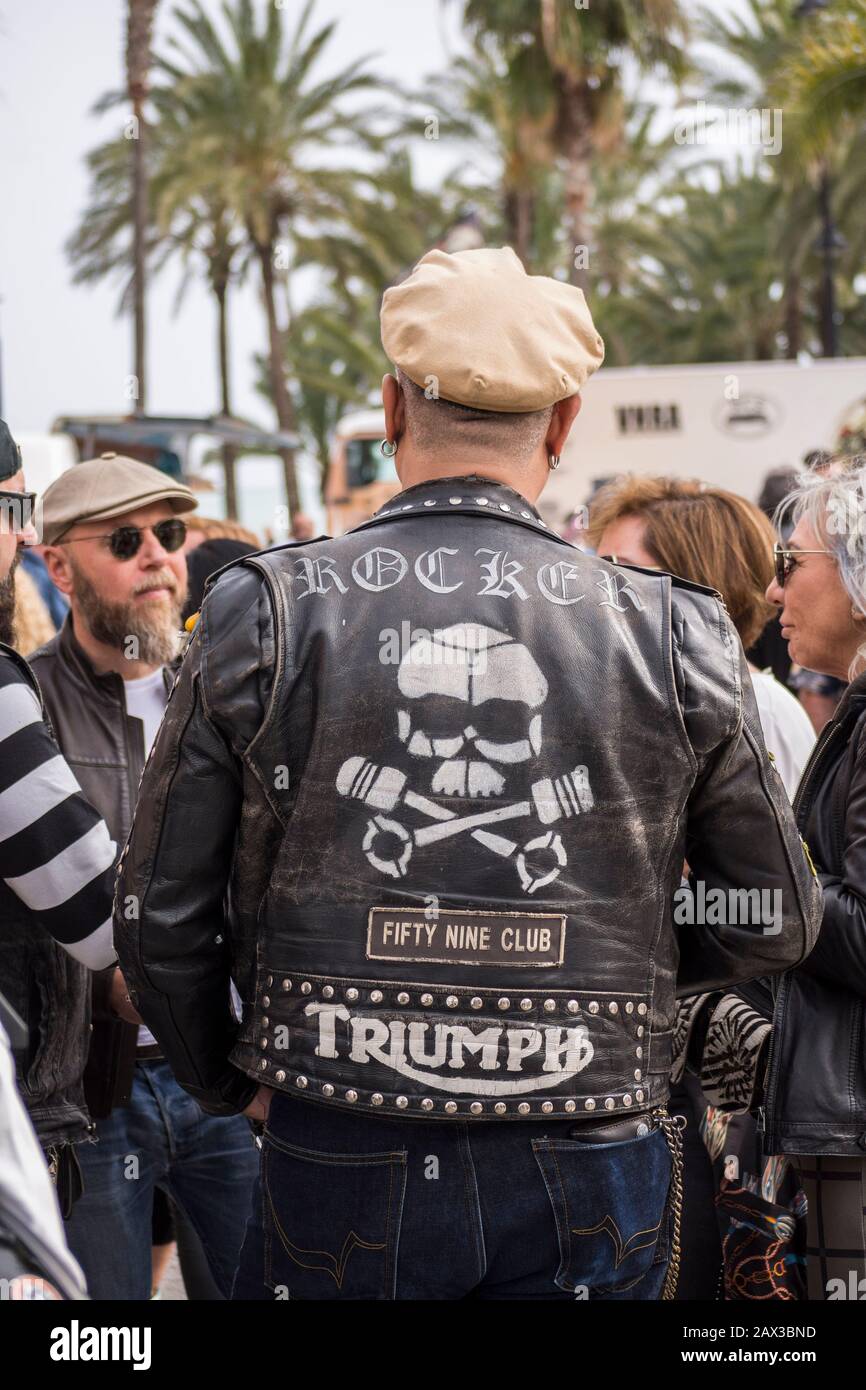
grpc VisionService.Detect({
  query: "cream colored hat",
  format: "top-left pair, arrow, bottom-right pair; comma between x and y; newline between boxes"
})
380,246 -> 605,412
41,453 -> 197,545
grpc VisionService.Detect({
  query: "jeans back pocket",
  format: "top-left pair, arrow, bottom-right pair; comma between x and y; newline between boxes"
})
261,1129 -> 408,1300
532,1127 -> 671,1298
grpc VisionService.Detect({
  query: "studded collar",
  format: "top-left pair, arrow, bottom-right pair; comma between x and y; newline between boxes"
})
346,474 -> 570,549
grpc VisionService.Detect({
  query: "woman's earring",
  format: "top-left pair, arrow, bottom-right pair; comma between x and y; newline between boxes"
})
380,439 -> 398,458
548,454 -> 560,471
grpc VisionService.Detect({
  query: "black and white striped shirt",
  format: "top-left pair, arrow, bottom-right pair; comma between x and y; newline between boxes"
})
0,653 -> 116,969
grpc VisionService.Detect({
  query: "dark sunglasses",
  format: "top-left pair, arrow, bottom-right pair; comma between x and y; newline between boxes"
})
62,517 -> 187,561
0,488 -> 37,533
773,541 -> 832,588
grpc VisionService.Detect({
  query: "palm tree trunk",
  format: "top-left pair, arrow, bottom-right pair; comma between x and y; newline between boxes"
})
504,188 -> 534,267
215,279 -> 238,519
562,112 -> 594,293
784,272 -> 801,359
126,0 -> 158,414
257,242 -> 300,516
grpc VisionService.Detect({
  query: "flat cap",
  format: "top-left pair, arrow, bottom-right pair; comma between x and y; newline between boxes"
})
381,246 -> 604,412
41,453 -> 197,545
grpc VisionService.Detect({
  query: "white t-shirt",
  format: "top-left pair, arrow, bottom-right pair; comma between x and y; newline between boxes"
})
749,669 -> 816,799
124,668 -> 168,1048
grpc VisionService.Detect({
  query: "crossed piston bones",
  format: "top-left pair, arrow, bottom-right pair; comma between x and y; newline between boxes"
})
337,755 -> 594,893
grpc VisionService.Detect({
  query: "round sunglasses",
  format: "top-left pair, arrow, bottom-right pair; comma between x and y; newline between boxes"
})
60,517 -> 187,561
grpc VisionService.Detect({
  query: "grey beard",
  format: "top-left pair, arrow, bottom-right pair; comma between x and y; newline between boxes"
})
73,569 -> 184,667
0,555 -> 20,648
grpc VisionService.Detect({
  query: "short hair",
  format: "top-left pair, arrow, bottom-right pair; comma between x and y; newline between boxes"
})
587,474 -> 776,649
396,368 -> 553,462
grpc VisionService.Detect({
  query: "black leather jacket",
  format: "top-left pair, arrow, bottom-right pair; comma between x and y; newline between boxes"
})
762,672 -> 866,1156
115,475 -> 821,1121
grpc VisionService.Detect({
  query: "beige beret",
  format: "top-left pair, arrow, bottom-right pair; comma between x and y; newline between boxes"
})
381,246 -> 604,412
40,453 -> 197,545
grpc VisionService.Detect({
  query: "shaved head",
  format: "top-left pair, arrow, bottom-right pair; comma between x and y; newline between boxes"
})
396,369 -> 554,465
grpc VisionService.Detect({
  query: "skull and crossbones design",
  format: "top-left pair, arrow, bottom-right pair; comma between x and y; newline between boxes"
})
336,623 -> 593,894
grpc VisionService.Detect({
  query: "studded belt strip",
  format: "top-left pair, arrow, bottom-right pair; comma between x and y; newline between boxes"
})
234,970 -> 663,1121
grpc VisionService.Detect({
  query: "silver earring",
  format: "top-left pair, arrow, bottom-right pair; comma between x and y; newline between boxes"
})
548,454 -> 560,471
380,439 -> 397,458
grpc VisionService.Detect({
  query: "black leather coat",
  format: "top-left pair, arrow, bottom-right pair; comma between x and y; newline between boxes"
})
762,672 -> 866,1156
115,475 -> 821,1120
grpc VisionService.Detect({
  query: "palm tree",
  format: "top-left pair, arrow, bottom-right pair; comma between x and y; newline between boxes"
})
155,0 -> 385,512
126,0 -> 159,412
459,0 -> 689,288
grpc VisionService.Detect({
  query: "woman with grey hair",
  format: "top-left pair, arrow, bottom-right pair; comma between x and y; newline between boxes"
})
763,455 -> 866,1299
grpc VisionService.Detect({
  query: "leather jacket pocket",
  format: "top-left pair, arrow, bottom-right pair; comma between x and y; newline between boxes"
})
532,1127 -> 671,1297
260,1129 -> 408,1300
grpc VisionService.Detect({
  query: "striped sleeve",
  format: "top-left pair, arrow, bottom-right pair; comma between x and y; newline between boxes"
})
0,658 -> 117,970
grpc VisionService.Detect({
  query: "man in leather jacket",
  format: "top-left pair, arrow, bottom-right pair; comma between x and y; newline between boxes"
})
116,248 -> 821,1300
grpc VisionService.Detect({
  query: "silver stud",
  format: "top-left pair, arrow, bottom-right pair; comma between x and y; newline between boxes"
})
396,1095 -> 408,1109
402,503 -> 413,510
262,995 -> 270,1008
518,1102 -> 530,1115
371,1092 -> 384,1106
476,497 -> 489,505
261,1017 -> 269,1029
543,998 -> 556,1013
520,511 -> 531,519
470,1102 -> 483,1116
469,996 -> 483,1010
281,979 -> 292,991
605,1098 -> 615,1111
636,1046 -> 643,1059
370,989 -> 383,1004
322,1083 -> 334,1097
637,1025 -> 644,1038
608,1001 -> 619,1015
420,1098 -> 434,1111
322,985 -> 334,999
275,1070 -> 286,1082
260,1038 -> 268,1050
266,975 -> 273,987
445,995 -> 459,1009
346,988 -> 359,1002
296,1075 -> 308,1089
499,503 -> 511,512
565,1100 -> 576,1113
541,1101 -> 554,1114
497,997 -> 510,1011
445,1101 -> 458,1114
585,1099 -> 596,1111
625,1002 -> 634,1014
396,991 -> 410,1005
421,993 -> 434,1006
634,1070 -> 642,1081
637,1003 -> 647,1016
588,1001 -> 599,1015
519,998 -> 532,1012
424,499 -> 436,506
567,999 -> 579,1014
636,1089 -> 645,1103
300,981 -> 312,995
623,1094 -> 633,1106
449,497 -> 462,504
494,1102 -> 507,1115
259,1059 -> 268,1071
345,1089 -> 358,1102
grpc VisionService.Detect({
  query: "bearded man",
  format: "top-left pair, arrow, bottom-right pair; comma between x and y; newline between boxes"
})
35,453 -> 259,1301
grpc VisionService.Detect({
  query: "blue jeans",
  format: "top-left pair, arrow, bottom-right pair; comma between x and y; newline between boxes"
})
64,1061 -> 259,1300
233,1092 -> 673,1300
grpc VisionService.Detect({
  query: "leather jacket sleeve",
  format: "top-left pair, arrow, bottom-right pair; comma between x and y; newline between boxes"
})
799,718 -> 866,996
671,590 -> 822,995
114,565 -> 273,1115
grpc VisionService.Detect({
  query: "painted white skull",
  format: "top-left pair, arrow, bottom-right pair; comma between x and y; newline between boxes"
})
396,624 -> 548,797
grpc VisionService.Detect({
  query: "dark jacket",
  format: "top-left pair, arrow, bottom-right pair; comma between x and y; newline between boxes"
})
763,671 -> 866,1156
115,475 -> 821,1121
28,616 -> 175,1117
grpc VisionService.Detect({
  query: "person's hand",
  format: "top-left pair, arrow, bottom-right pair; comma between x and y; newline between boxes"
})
108,967 -> 143,1025
243,1085 -> 274,1124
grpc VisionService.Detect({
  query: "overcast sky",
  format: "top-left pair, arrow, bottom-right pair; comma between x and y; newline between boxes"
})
0,0 -> 744,437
